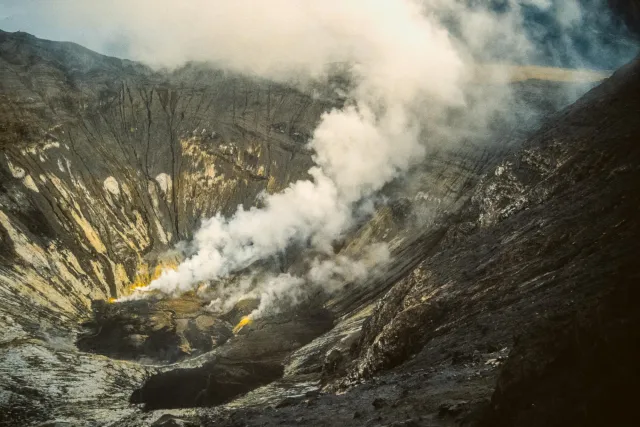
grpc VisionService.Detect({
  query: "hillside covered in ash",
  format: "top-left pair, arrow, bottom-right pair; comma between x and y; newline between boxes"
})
1,2 -> 639,426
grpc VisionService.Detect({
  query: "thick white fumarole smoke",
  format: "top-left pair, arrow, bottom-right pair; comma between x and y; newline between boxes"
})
77,0 -> 466,311
40,0 -> 634,315
206,243 -> 391,316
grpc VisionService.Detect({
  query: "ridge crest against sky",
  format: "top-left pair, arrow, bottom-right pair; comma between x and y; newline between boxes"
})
0,0 -> 636,70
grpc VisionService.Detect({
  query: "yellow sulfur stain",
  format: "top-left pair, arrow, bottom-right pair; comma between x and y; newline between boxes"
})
232,316 -> 253,334
108,259 -> 179,302
266,176 -> 279,194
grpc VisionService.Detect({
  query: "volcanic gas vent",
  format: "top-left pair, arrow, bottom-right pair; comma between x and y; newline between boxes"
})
107,259 -> 180,303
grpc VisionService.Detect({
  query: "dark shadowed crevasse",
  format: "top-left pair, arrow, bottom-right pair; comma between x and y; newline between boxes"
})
129,307 -> 334,410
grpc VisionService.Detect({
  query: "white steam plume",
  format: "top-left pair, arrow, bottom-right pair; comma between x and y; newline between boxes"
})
205,243 -> 390,317
36,0 -> 636,314
78,0 -> 466,306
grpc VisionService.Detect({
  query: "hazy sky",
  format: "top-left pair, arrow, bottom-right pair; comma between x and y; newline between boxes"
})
0,0 -> 130,57
0,1 -> 635,69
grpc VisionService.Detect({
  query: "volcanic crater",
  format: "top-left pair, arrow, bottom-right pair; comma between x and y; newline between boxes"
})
1,27 -> 639,427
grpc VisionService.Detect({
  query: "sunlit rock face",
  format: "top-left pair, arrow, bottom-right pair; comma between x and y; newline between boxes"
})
0,29 -> 327,322
0,29 -> 326,424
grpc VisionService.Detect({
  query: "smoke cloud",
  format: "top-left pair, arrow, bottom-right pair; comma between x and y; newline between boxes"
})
25,0 -> 636,316
128,0 -> 465,315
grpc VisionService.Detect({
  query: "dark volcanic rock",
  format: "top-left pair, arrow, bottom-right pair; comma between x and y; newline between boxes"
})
198,57 -> 640,426
151,414 -> 199,427
345,55 -> 640,385
130,359 -> 284,410
478,282 -> 639,427
130,308 -> 333,410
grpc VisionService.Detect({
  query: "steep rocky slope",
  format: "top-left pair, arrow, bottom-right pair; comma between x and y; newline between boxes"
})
0,29 -> 328,326
0,29 -> 326,424
192,55 -> 640,427
0,29 -> 638,426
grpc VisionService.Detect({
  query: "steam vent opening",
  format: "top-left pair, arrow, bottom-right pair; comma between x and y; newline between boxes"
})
1,2 -> 640,426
